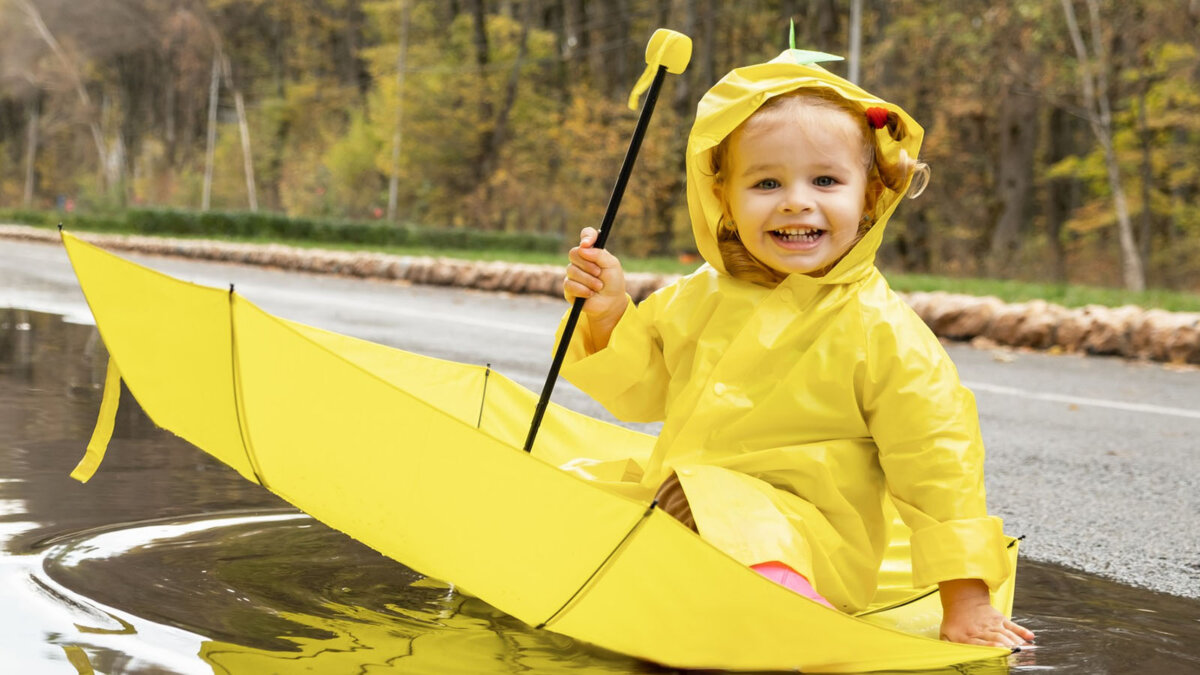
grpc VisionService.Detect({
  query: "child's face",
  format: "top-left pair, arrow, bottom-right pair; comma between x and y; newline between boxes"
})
724,105 -> 868,277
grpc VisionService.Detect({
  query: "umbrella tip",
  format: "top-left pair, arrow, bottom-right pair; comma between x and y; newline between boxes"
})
645,28 -> 691,74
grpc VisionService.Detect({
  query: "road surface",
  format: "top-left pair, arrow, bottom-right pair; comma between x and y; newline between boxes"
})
3,237 -> 1197,599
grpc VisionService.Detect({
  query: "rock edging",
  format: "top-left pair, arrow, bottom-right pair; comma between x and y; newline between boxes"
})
903,292 -> 1200,365
5,224 -> 1199,365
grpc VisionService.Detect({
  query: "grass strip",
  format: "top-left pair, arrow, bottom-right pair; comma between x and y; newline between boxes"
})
6,213 -> 1199,313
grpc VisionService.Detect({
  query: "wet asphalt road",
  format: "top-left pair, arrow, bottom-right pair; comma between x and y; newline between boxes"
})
2,237 -> 1198,600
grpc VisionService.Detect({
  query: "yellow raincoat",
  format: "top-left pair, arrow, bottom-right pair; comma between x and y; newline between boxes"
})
560,51 -> 1012,613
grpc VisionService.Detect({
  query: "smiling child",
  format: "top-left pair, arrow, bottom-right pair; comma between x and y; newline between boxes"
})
560,49 -> 1033,649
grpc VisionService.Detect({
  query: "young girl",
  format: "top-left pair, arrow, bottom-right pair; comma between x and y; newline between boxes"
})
560,50 -> 1034,649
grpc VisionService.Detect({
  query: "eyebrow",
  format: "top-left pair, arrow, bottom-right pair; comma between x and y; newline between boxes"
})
739,163 -> 779,175
739,161 -> 849,175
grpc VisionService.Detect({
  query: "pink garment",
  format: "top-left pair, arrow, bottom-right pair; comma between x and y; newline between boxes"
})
751,561 -> 836,609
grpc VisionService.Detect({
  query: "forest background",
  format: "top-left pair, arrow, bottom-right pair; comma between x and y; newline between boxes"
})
1,0 -> 1198,293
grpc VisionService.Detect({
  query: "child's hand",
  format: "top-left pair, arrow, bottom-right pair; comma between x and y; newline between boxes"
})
565,227 -> 627,348
938,578 -> 1034,648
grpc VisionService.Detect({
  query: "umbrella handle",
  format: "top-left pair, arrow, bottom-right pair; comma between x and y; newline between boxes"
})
524,30 -> 690,454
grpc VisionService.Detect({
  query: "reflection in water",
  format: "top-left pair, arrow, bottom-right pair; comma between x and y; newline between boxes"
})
2,308 -> 1200,674
42,512 -> 661,674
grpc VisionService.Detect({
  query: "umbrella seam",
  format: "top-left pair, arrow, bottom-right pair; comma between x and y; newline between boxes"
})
476,364 -> 491,428
536,499 -> 659,630
229,286 -> 268,488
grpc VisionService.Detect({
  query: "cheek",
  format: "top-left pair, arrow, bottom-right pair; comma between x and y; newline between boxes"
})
842,192 -> 867,225
732,191 -> 771,218
726,193 -> 751,225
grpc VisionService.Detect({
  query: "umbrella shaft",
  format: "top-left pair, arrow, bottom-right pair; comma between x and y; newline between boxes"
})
523,65 -> 668,454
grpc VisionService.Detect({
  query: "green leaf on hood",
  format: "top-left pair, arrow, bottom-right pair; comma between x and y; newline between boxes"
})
788,18 -> 843,65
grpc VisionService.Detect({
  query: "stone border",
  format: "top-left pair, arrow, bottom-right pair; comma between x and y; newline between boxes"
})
6,224 -> 1199,365
904,292 -> 1200,365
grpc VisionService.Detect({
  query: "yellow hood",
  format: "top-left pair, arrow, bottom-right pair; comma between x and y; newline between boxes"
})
685,49 -> 924,285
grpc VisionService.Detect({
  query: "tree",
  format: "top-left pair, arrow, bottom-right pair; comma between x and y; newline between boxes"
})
15,0 -> 117,195
385,0 -> 412,223
987,5 -> 1041,277
1060,0 -> 1145,291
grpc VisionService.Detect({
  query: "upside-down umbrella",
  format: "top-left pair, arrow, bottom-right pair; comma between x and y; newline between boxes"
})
62,30 -> 1020,674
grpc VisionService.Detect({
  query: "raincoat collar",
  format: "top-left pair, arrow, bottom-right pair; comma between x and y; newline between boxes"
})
685,50 -> 924,287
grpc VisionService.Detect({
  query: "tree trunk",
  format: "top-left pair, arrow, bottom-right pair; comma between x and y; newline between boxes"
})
468,0 -> 491,82
99,93 -> 125,202
583,0 -> 631,98
387,0 -> 412,224
480,0 -> 531,181
988,85 -> 1039,276
699,0 -> 716,88
473,0 -> 534,229
23,98 -> 39,208
673,0 -> 697,115
609,0 -> 632,99
1136,88 -> 1154,278
231,88 -> 258,212
585,0 -> 607,89
1061,0 -> 1144,291
467,0 -> 493,187
202,53 -> 220,211
220,54 -> 258,212
561,0 -> 585,63
1044,107 -> 1073,283
165,50 -> 176,165
894,209 -> 932,273
847,0 -> 863,83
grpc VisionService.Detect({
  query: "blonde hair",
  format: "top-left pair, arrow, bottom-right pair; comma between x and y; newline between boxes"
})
710,87 -> 930,285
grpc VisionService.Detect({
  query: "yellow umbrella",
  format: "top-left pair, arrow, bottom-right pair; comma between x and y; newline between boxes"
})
61,229 -> 1018,672
61,29 -> 1021,673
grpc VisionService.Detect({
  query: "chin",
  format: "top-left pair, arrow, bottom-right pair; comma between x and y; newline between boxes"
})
773,257 -> 827,276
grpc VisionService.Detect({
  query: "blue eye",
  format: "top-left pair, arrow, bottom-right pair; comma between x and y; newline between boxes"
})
814,176 -> 837,187
755,179 -> 780,190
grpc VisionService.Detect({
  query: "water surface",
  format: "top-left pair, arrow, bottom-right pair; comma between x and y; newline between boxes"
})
2,308 -> 1198,674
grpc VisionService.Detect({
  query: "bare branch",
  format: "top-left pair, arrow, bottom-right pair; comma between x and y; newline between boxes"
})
15,0 -> 110,177
1059,0 -> 1145,291
1060,0 -> 1099,133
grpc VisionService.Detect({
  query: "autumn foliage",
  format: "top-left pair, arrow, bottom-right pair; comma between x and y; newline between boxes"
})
0,0 -> 1197,291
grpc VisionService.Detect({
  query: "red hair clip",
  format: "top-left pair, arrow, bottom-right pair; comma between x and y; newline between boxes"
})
865,107 -> 889,130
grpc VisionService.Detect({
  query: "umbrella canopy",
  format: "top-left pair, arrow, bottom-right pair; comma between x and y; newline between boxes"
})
62,231 -> 1018,672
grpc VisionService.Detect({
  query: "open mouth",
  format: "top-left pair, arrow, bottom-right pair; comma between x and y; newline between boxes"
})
770,227 -> 825,247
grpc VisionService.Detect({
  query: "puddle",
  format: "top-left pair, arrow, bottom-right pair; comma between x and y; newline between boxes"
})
2,308 -> 1199,674
37,510 -> 657,673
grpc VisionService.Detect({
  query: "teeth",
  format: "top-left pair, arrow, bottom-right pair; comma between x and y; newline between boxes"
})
772,228 -> 822,241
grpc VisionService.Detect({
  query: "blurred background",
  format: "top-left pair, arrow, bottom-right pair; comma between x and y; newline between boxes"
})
1,0 -> 1197,292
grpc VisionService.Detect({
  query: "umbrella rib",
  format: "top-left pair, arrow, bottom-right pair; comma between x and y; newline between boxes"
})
228,285 -> 268,488
475,364 -> 491,429
536,499 -> 659,630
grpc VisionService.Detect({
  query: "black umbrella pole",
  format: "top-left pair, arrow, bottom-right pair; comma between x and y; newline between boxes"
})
523,65 -> 668,454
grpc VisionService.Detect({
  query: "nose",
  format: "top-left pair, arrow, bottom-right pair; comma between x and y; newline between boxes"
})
778,183 -> 814,214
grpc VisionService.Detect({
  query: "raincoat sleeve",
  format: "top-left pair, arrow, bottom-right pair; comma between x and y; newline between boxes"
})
557,292 -> 671,423
860,301 -> 1011,592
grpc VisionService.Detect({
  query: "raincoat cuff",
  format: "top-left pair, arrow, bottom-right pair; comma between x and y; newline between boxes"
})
909,516 -> 1011,591
559,296 -> 650,395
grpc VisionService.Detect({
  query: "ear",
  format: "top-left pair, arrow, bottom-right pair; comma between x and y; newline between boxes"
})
712,178 -> 736,225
